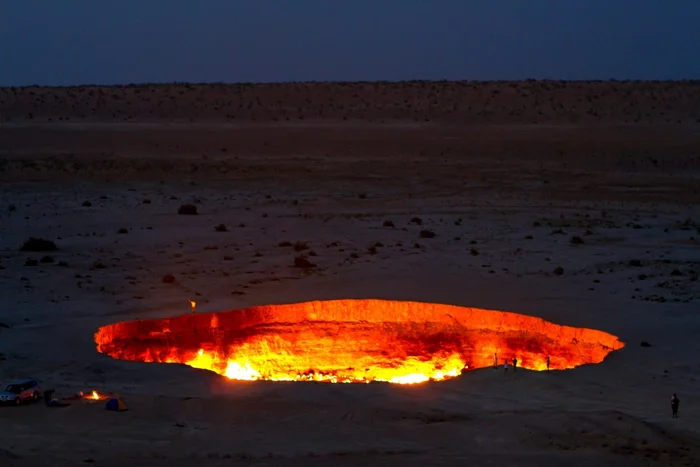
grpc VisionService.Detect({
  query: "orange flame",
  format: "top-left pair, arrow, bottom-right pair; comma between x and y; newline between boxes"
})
94,299 -> 624,384
82,390 -> 105,400
189,300 -> 196,312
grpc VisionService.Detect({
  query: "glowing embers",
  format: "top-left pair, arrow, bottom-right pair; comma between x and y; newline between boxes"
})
94,299 -> 625,384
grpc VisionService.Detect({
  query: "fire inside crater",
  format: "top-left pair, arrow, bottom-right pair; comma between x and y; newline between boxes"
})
94,299 -> 624,384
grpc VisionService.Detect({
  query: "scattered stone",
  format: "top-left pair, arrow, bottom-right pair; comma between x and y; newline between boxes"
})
177,204 -> 198,215
278,241 -> 292,247
0,322 -> 9,328
214,224 -> 227,232
117,228 -> 128,234
293,255 -> 316,268
383,220 -> 395,228
419,230 -> 436,239
82,201 -> 92,207
20,237 -> 57,252
410,217 -> 423,225
24,258 -> 38,267
470,248 -> 479,256
553,266 -> 564,276
628,259 -> 642,267
39,255 -> 54,263
142,199 -> 151,204
162,274 -> 176,284
670,269 -> 682,276
570,235 -> 584,245
640,341 -> 652,347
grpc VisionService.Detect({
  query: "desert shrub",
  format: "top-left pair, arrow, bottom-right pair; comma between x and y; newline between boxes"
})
570,235 -> 584,245
278,241 -> 292,247
117,228 -> 128,234
20,238 -> 57,252
553,266 -> 564,275
24,258 -> 38,266
214,224 -> 227,232
420,230 -> 436,239
383,220 -> 394,228
293,255 -> 316,268
39,256 -> 54,263
178,204 -> 198,215
162,274 -> 176,284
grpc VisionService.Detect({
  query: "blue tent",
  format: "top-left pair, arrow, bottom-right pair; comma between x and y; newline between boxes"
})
105,398 -> 128,411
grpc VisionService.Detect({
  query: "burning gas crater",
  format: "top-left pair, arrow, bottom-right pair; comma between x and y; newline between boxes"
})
94,299 -> 624,384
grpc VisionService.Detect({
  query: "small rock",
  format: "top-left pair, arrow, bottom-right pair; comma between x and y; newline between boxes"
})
20,238 -> 57,252
177,204 -> 198,215
162,274 -> 176,284
640,341 -> 652,347
293,256 -> 316,268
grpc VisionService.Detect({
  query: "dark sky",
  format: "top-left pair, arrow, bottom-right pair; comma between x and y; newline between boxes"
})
2,0 -> 699,86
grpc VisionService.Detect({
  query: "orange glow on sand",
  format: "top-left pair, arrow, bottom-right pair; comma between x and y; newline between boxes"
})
94,299 -> 624,384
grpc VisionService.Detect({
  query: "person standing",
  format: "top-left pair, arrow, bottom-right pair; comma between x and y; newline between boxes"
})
671,393 -> 680,418
512,357 -> 518,372
493,352 -> 498,369
504,359 -> 509,374
546,355 -> 550,371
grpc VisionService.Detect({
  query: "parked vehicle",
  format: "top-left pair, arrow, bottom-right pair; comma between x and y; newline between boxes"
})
0,379 -> 42,405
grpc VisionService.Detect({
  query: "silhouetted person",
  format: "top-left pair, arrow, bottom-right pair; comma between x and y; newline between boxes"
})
546,355 -> 550,371
671,393 -> 680,418
512,357 -> 518,372
493,353 -> 498,369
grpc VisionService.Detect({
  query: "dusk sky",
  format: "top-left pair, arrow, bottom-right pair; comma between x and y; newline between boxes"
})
1,0 -> 699,86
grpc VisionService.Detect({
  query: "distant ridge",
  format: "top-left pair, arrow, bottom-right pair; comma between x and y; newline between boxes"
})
2,80 -> 699,124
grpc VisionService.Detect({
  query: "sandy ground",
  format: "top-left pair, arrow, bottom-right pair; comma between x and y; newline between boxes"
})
1,82 -> 700,466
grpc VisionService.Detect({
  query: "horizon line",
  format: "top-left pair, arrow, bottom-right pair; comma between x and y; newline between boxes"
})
3,78 -> 700,89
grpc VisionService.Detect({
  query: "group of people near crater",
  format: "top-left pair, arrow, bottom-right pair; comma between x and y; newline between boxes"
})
493,353 -> 550,373
490,353 -> 682,419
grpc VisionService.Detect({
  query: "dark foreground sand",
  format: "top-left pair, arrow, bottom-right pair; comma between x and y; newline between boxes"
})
1,82 -> 699,466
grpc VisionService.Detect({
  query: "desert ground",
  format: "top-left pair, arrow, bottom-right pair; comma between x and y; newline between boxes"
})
1,81 -> 700,466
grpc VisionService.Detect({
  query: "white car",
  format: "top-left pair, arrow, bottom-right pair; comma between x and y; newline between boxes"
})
0,378 -> 42,405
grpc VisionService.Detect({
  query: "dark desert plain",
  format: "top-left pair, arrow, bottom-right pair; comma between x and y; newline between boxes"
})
1,80 -> 700,466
